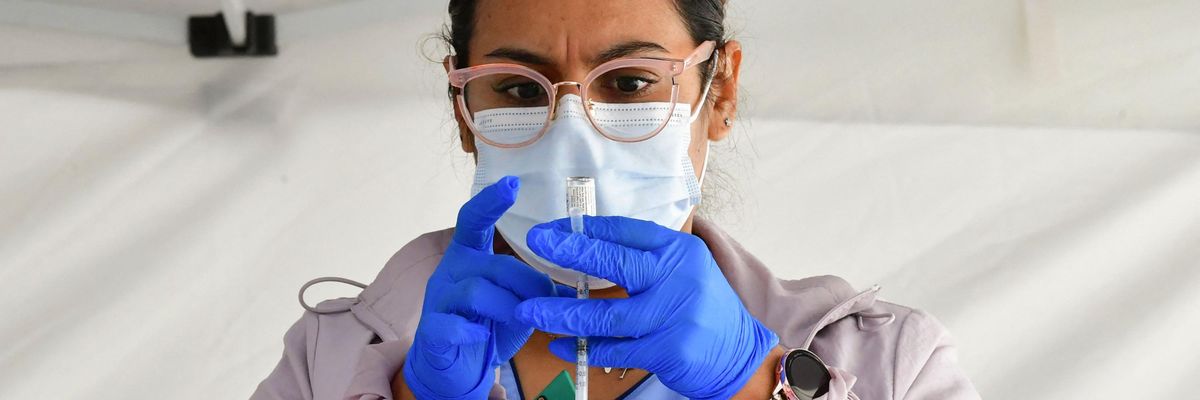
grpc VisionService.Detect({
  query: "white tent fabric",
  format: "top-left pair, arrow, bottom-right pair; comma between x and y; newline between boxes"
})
2,1 -> 1198,399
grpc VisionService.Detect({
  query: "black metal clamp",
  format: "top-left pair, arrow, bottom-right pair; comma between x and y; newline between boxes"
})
188,10 -> 277,57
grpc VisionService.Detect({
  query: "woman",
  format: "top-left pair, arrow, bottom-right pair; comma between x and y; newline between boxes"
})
253,1 -> 980,399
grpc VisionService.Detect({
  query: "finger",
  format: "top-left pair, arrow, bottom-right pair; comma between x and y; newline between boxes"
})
445,251 -> 556,300
417,312 -> 491,347
526,227 -> 660,292
514,297 -> 659,338
547,337 -> 646,370
453,176 -> 520,251
436,277 -> 523,326
532,215 -> 676,251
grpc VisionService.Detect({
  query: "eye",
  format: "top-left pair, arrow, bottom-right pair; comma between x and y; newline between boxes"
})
613,76 -> 652,93
489,78 -> 547,102
501,82 -> 545,100
593,69 -> 663,100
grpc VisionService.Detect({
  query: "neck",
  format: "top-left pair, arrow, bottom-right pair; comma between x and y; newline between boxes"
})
680,210 -> 698,234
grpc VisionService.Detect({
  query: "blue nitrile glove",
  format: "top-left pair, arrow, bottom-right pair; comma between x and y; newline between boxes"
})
402,176 -> 562,400
516,216 -> 780,400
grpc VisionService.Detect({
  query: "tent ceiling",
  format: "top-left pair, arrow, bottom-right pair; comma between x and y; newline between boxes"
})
33,0 -> 345,16
0,0 -> 424,49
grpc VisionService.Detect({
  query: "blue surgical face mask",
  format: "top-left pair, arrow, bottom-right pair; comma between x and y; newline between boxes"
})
470,94 -> 709,288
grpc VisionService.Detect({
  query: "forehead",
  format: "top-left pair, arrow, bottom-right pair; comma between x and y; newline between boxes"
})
469,0 -> 695,63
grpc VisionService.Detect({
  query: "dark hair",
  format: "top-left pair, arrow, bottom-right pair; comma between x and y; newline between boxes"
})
443,0 -> 729,84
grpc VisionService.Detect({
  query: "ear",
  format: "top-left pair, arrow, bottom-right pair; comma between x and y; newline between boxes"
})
705,40 -> 743,142
452,96 -> 478,154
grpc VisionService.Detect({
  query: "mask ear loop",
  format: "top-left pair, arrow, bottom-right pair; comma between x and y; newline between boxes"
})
688,48 -> 720,124
689,48 -> 721,188
698,139 -> 711,187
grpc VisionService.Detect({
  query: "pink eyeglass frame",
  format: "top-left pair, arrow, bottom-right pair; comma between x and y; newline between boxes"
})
445,40 -> 717,148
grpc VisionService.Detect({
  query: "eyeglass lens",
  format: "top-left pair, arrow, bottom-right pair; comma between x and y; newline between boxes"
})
464,65 -> 684,146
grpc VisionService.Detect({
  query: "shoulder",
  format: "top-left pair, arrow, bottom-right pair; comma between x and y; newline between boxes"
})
876,301 -> 962,386
363,228 -> 454,296
692,219 -> 976,397
883,300 -> 954,349
809,290 -> 956,358
353,228 -> 455,332
812,297 -> 973,399
846,298 -> 956,361
382,229 -> 454,278
295,227 -> 456,343
853,298 -> 957,359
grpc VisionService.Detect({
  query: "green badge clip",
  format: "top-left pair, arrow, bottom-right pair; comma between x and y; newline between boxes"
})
534,370 -> 576,400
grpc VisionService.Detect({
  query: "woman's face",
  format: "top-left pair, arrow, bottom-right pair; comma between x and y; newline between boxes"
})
455,0 -> 743,196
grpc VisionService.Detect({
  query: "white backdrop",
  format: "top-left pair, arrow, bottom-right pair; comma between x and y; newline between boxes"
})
2,1 -> 1199,399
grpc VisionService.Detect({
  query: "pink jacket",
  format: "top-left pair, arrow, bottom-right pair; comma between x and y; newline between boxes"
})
251,218 -> 980,399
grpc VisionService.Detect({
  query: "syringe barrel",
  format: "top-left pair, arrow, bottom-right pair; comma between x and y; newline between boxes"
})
565,177 -> 595,400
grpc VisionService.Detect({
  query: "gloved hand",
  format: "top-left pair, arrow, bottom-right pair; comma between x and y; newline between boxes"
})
402,176 -> 560,399
516,216 -> 780,400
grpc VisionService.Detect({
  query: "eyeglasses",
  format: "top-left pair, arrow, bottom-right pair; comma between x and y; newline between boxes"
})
445,41 -> 718,148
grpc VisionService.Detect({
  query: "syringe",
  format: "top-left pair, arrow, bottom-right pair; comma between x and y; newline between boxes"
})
565,177 -> 596,400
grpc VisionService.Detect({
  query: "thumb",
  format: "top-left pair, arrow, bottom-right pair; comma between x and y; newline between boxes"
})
419,313 -> 490,347
454,176 -> 520,251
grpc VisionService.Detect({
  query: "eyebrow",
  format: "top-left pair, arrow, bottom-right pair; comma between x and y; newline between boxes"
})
482,40 -> 671,67
484,48 -> 553,66
591,41 -> 671,65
